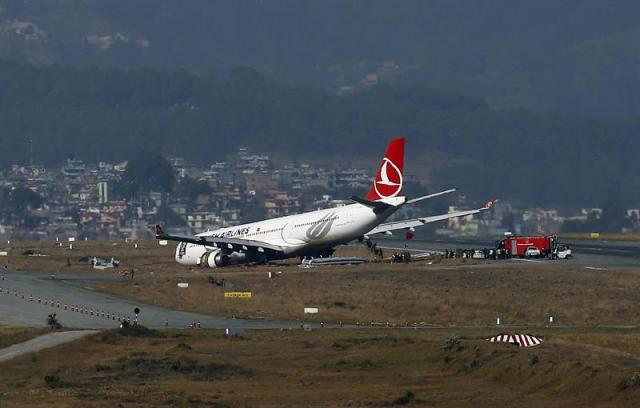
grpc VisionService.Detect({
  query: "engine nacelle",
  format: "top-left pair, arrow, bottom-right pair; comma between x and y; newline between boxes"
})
175,242 -> 206,266
201,250 -> 229,268
174,242 -> 252,268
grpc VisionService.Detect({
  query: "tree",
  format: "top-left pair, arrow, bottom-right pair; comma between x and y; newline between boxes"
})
0,186 -> 44,221
599,199 -> 628,233
156,204 -> 187,228
5,186 -> 43,211
174,177 -> 213,203
46,313 -> 61,330
119,153 -> 175,198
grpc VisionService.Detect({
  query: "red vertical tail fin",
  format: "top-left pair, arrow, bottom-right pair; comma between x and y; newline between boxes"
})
365,137 -> 405,201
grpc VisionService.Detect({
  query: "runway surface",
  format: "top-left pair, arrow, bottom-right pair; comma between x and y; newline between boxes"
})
375,237 -> 640,269
0,271 -> 300,330
0,330 -> 98,363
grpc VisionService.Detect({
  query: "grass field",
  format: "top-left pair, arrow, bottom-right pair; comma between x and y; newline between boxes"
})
3,240 -> 640,406
0,326 -> 47,349
1,327 -> 640,406
1,239 -> 176,275
99,259 -> 640,327
4,240 -> 640,327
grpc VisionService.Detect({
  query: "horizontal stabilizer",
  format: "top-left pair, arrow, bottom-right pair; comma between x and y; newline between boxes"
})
350,196 -> 391,214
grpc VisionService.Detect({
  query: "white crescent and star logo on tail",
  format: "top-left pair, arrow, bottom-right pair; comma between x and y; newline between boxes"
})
374,157 -> 403,199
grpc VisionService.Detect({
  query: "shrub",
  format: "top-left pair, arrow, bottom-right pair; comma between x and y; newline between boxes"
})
170,360 -> 181,371
118,324 -> 164,338
46,314 -> 61,330
443,355 -> 452,364
529,355 -> 539,366
334,301 -> 346,308
618,372 -> 640,390
44,373 -> 60,388
442,336 -> 460,350
392,390 -> 415,406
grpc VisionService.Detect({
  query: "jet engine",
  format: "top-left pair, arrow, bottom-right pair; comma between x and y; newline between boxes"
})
175,243 -> 228,267
175,242 -> 252,268
200,250 -> 230,268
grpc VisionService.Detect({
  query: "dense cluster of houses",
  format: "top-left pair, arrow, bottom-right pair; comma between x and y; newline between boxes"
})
0,148 -> 637,242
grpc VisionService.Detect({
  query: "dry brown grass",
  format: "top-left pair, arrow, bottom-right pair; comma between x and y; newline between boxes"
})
6,240 -> 640,328
2,239 -> 176,274
1,327 -> 640,407
0,326 -> 47,349
4,241 -> 640,406
99,258 -> 640,327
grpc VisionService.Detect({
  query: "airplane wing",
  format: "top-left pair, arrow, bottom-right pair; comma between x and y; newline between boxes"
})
351,188 -> 457,212
155,225 -> 286,253
366,199 -> 497,236
405,188 -> 456,204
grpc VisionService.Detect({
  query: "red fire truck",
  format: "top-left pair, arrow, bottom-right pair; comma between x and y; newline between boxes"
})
496,234 -> 558,258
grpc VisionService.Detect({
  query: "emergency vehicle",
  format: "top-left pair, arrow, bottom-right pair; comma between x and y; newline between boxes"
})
496,234 -> 558,258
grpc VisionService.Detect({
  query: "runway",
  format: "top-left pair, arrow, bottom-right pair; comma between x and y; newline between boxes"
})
0,271 -> 300,330
374,237 -> 640,269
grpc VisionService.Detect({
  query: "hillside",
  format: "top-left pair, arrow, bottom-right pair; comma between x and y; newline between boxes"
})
0,61 -> 639,206
1,0 -> 640,117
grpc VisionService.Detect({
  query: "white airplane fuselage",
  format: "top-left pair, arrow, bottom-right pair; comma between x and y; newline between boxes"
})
162,137 -> 491,268
175,201 -> 399,267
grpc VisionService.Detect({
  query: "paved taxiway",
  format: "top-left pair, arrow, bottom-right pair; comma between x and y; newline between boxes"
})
376,237 -> 640,269
0,271 -> 300,330
0,330 -> 98,363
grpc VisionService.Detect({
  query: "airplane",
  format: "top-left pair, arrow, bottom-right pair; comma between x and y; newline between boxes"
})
155,137 -> 496,267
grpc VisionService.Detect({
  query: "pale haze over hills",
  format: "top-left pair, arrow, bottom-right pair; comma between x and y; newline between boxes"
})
1,0 -> 640,117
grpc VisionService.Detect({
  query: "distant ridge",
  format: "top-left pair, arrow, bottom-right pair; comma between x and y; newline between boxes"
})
0,61 -> 639,206
1,0 -> 640,116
